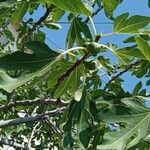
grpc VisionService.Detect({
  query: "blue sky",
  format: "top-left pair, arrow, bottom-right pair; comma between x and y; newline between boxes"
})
26,0 -> 150,106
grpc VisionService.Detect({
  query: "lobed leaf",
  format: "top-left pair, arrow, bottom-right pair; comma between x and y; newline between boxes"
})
102,0 -> 122,16
66,17 -> 92,48
135,37 -> 150,62
114,13 -> 150,34
0,42 -> 61,92
0,41 -> 58,71
11,2 -> 28,24
47,59 -> 86,98
48,0 -> 92,16
97,112 -> 150,150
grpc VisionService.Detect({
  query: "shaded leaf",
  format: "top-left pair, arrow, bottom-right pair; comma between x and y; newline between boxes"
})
146,79 -> 150,86
0,41 -> 58,71
132,60 -> 150,78
77,91 -> 92,148
62,91 -> 92,149
62,100 -> 78,149
0,42 -> 61,92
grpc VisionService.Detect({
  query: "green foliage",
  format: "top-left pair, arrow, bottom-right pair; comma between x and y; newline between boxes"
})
102,0 -> 122,17
47,59 -> 86,98
0,41 -> 58,71
66,17 -> 92,48
0,0 -> 149,150
115,46 -> 147,61
114,13 -> 150,34
62,91 -> 92,149
47,0 -> 93,16
135,37 -> 150,61
11,2 -> 28,24
97,112 -> 150,150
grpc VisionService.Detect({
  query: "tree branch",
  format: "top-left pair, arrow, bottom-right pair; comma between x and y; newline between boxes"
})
28,122 -> 40,149
54,52 -> 90,90
104,60 -> 141,90
85,7 -> 103,23
46,118 -> 61,134
53,35 -> 101,92
27,5 -> 54,36
0,98 -> 68,112
0,138 -> 28,150
0,107 -> 66,128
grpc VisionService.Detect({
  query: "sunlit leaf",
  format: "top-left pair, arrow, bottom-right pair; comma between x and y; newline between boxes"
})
11,2 -> 28,24
102,0 -> 122,16
114,13 -> 150,34
135,37 -> 150,61
48,59 -> 86,98
66,17 -> 92,48
0,92 -> 7,101
48,0 -> 92,16
97,112 -> 150,149
74,89 -> 83,101
45,22 -> 61,30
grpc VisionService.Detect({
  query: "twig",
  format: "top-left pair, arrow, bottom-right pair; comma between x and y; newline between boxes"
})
7,90 -> 15,105
31,106 -> 39,116
27,5 -> 54,36
0,98 -> 68,112
84,7 -> 103,23
28,122 -> 40,149
146,93 -> 150,97
104,60 -> 141,90
89,16 -> 97,35
0,107 -> 66,128
46,118 -> 61,134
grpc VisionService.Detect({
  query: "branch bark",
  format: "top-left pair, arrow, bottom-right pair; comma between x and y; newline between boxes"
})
0,98 -> 68,112
0,107 -> 66,128
0,138 -> 28,150
27,5 -> 54,36
85,7 -> 103,23
28,122 -> 40,149
104,60 -> 141,90
53,52 -> 90,90
53,35 -> 101,92
46,118 -> 61,134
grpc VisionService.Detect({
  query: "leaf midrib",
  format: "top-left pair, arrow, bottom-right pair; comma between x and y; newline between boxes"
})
104,112 -> 150,147
115,20 -> 150,33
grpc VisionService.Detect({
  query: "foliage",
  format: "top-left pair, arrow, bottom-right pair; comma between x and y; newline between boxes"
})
0,0 -> 149,150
